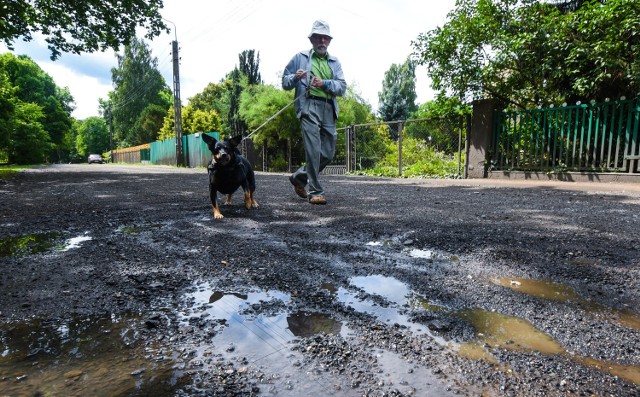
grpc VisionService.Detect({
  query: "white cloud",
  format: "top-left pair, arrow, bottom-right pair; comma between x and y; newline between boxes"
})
1,0 -> 455,120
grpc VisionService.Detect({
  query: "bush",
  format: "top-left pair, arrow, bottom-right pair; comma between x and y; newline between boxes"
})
360,137 -> 461,178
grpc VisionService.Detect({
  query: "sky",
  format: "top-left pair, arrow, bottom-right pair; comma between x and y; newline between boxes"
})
0,0 -> 457,120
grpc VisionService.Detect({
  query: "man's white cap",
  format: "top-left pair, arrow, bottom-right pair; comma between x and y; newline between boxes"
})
308,20 -> 332,39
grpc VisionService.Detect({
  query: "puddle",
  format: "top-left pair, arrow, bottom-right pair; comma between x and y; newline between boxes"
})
492,277 -> 581,302
0,314 -> 183,396
492,277 -> 640,331
577,357 -> 640,386
336,275 -> 446,343
180,284 -> 342,361
343,275 -> 640,386
408,297 -> 447,312
455,342 -> 498,363
350,275 -> 411,305
178,284 -> 345,396
614,310 -> 640,330
0,232 -> 61,256
375,350 -> 458,396
180,278 -> 640,389
456,308 -> 565,355
0,232 -> 93,256
454,308 -> 640,385
337,276 -> 414,331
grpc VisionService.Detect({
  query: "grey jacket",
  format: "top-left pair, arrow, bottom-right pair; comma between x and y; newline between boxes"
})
282,50 -> 347,119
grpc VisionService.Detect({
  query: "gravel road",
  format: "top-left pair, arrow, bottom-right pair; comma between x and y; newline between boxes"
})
1,164 -> 639,396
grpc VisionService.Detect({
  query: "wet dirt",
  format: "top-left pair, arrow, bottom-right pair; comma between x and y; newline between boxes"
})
1,164 -> 639,396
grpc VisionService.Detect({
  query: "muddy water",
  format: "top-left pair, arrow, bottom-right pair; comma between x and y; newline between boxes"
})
490,276 -> 640,385
492,277 -> 640,331
0,315 -> 181,396
457,309 -> 565,355
333,273 -> 640,387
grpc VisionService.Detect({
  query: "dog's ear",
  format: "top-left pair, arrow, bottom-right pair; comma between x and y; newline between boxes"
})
228,135 -> 243,148
202,133 -> 218,151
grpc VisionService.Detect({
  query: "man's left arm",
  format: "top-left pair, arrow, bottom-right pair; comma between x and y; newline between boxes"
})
325,58 -> 347,97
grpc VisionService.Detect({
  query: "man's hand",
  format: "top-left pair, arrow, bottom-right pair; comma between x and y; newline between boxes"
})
295,69 -> 308,80
311,76 -> 324,88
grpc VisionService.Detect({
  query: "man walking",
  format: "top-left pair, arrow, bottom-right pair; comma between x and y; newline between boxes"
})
282,20 -> 347,205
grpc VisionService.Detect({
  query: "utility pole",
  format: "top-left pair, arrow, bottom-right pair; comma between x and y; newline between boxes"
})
172,39 -> 184,167
108,103 -> 113,162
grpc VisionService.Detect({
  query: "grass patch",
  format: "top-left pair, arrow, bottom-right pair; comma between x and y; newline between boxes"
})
0,165 -> 34,181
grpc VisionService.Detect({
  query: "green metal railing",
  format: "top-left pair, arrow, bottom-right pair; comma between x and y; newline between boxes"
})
491,98 -> 640,174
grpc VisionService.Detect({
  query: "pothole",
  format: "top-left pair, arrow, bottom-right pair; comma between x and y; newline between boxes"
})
0,314 -> 182,396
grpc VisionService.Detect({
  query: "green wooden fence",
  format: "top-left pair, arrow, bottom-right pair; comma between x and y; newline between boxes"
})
491,98 -> 640,174
149,132 -> 220,167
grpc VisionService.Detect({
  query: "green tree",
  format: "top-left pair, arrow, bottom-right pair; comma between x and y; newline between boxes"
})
76,116 -> 109,157
0,70 -> 15,153
158,103 -> 222,140
9,102 -> 51,164
228,68 -> 248,136
239,84 -> 297,147
109,37 -> 171,147
412,0 -> 640,108
189,81 -> 230,113
0,53 -> 73,161
238,49 -> 262,85
227,50 -> 262,136
1,0 -> 168,60
132,103 -> 167,144
182,105 -> 222,134
378,58 -> 417,123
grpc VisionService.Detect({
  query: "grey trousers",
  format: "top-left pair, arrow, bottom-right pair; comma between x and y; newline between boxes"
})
291,99 -> 336,197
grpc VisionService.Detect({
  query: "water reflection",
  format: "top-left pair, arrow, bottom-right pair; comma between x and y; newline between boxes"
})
287,312 -> 341,337
0,314 -> 181,396
182,285 -> 341,363
209,291 -> 248,303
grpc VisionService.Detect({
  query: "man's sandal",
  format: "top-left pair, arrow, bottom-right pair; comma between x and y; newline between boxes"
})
308,196 -> 327,205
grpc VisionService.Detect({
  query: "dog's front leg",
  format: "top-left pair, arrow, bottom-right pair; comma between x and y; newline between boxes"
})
243,189 -> 252,210
210,188 -> 223,219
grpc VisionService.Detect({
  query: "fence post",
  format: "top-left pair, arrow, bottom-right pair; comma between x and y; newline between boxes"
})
468,99 -> 500,178
463,114 -> 471,179
345,126 -> 351,173
398,121 -> 404,177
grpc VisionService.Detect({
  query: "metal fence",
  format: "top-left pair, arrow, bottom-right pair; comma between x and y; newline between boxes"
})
250,116 -> 466,178
110,118 -> 466,178
491,97 -> 640,174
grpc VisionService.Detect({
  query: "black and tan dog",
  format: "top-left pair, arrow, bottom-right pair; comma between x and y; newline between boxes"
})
202,134 -> 258,219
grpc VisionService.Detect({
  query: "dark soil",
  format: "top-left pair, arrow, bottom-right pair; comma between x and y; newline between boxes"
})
1,164 -> 639,396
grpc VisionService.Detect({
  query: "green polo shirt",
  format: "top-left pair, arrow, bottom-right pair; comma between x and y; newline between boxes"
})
310,51 -> 331,99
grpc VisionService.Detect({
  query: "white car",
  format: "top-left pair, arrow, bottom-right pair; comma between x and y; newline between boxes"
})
88,154 -> 104,164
